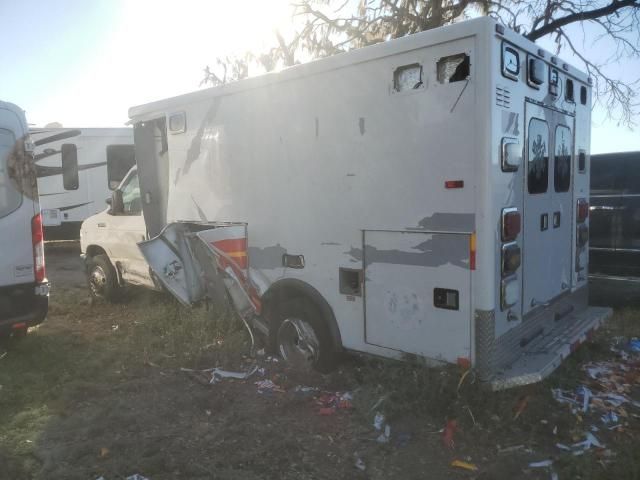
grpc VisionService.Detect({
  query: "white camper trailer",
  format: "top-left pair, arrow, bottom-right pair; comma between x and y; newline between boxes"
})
30,127 -> 135,239
124,17 -> 610,389
0,101 -> 48,335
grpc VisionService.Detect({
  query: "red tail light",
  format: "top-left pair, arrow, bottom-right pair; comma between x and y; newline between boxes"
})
31,213 -> 46,283
501,242 -> 521,277
577,199 -> 589,223
577,224 -> 589,247
501,208 -> 521,242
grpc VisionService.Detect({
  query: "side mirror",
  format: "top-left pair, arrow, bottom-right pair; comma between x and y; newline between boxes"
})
110,189 -> 124,215
105,197 -> 112,206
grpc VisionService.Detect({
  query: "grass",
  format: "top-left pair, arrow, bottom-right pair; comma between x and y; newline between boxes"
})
1,284 -> 639,479
337,306 -> 640,479
0,288 -> 250,479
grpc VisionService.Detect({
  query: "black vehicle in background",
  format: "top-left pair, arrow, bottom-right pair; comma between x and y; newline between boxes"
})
589,151 -> 640,304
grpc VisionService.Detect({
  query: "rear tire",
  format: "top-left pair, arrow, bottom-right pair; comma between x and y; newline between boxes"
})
272,298 -> 337,373
86,254 -> 120,302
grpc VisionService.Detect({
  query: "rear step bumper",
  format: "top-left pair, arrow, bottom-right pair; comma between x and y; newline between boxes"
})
490,305 -> 612,391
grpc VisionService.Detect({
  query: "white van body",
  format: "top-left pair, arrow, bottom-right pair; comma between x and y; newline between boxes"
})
30,127 -> 135,239
80,166 -> 155,297
0,101 -> 48,334
128,17 -> 611,389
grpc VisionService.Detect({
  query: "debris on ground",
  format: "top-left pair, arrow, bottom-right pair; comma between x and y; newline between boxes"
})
513,395 -> 529,420
376,424 -> 391,444
451,459 -> 478,471
181,365 -> 258,385
497,444 -> 527,455
293,385 -> 319,396
316,391 -> 353,414
255,379 -> 285,394
354,456 -> 366,471
555,433 -> 606,457
442,419 -> 457,449
126,475 -> 150,480
373,412 -> 385,431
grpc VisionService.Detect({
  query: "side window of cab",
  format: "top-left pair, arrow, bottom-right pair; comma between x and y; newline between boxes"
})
119,171 -> 142,215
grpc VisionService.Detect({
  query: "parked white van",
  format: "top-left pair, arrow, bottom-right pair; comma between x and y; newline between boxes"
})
0,101 -> 48,335
80,166 -> 156,300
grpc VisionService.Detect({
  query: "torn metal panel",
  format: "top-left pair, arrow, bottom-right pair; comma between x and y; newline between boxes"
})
138,222 -> 205,306
195,224 -> 262,316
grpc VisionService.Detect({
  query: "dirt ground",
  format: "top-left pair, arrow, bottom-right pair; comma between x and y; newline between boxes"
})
1,242 -> 639,480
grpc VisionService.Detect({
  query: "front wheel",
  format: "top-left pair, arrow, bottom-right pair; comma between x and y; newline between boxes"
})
86,254 -> 120,302
272,298 -> 337,373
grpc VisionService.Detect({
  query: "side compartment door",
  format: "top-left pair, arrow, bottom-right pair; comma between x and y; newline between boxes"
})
363,230 -> 471,363
522,106 -> 552,314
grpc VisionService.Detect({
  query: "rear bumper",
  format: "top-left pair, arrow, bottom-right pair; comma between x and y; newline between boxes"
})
0,282 -> 49,334
490,304 -> 611,390
475,286 -> 612,390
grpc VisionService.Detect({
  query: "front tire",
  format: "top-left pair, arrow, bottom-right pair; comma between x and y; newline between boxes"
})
272,298 -> 336,373
86,254 -> 120,302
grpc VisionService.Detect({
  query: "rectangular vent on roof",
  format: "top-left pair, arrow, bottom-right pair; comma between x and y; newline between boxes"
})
496,85 -> 511,108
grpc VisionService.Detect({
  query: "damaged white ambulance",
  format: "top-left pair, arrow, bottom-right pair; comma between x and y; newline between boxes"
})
122,17 -> 610,389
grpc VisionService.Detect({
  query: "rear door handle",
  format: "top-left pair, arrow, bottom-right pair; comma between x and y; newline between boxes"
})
97,223 -> 106,228
540,213 -> 548,231
553,211 -> 561,228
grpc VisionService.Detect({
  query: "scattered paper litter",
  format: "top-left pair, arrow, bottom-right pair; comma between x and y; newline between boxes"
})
451,459 -> 479,471
373,412 -> 385,431
529,459 -> 553,468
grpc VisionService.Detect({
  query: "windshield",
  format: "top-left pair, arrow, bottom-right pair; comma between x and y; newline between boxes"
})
0,128 -> 22,218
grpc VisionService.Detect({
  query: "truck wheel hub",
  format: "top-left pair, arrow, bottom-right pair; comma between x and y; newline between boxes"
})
278,318 -> 319,369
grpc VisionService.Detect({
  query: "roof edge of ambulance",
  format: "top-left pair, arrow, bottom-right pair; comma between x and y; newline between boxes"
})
128,16 -> 587,121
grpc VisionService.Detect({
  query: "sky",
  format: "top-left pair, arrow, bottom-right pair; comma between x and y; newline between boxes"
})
0,0 -> 638,154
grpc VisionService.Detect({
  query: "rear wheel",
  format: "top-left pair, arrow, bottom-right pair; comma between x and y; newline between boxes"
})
86,254 -> 120,302
272,298 -> 336,373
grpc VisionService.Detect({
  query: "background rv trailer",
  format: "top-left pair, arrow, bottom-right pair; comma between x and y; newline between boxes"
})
125,17 -> 610,389
0,101 -> 48,335
29,128 -> 135,239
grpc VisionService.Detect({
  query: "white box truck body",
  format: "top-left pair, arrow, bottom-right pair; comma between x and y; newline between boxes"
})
127,17 -> 610,389
30,127 -> 135,239
0,101 -> 48,334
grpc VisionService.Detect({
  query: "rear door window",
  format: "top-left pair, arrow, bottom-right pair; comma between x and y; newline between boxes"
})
527,118 -> 549,194
0,129 -> 22,218
554,125 -> 572,192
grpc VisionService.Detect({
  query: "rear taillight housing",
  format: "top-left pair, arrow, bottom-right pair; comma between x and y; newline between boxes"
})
577,199 -> 589,223
501,242 -> 521,277
577,224 -> 589,248
501,276 -> 519,310
501,207 -> 521,242
31,213 -> 46,283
